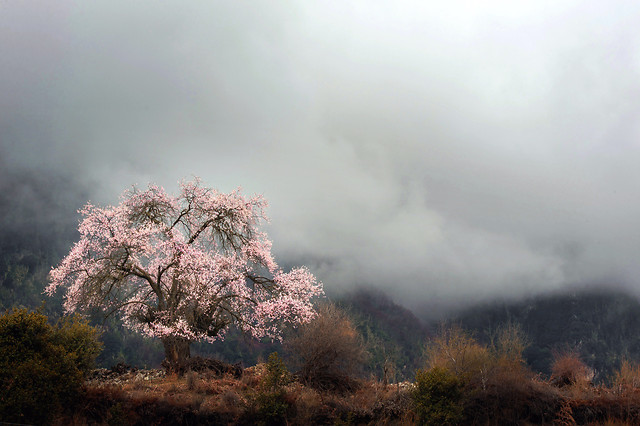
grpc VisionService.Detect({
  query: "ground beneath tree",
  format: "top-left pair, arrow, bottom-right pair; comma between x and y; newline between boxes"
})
63,359 -> 414,425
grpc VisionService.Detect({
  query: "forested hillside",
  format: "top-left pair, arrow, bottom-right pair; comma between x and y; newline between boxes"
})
337,288 -> 431,380
0,167 -> 85,314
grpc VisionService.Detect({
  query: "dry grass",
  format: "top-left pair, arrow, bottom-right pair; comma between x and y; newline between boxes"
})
52,326 -> 640,425
57,364 -> 640,425
62,368 -> 416,425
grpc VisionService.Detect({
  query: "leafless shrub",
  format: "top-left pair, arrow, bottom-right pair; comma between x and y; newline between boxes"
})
492,322 -> 528,364
551,351 -> 594,390
287,303 -> 368,392
287,383 -> 323,424
427,325 -> 492,386
611,359 -> 640,395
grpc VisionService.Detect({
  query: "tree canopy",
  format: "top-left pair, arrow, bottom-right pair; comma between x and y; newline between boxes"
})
47,178 -> 323,366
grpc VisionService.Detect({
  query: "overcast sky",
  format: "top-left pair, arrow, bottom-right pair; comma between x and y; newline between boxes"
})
3,1 -> 640,314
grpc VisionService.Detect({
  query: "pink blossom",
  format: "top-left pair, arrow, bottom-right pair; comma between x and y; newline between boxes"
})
47,178 -> 323,343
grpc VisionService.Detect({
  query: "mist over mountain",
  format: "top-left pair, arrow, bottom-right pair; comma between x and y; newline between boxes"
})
0,162 -> 86,311
4,1 -> 640,311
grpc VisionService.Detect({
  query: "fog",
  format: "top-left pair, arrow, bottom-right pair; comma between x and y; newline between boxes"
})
3,1 -> 640,313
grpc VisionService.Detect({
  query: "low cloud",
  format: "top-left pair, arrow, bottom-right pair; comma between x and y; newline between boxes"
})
3,0 -> 640,313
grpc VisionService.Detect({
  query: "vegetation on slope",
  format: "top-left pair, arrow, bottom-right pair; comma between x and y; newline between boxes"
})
448,290 -> 640,381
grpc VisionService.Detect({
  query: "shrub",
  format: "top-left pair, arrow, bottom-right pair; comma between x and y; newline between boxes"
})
412,366 -> 464,425
611,359 -> 640,394
261,352 -> 291,392
186,370 -> 199,391
287,303 -> 367,392
53,313 -> 103,374
0,308 -> 102,423
551,351 -> 593,388
423,324 -> 546,424
487,322 -> 531,387
254,352 -> 291,425
427,325 -> 491,386
492,322 -> 528,366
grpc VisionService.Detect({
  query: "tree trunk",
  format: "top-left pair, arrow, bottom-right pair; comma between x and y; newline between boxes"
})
162,337 -> 191,373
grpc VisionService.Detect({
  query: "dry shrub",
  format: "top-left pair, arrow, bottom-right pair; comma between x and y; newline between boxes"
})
554,399 -> 576,425
476,325 -> 561,424
612,360 -> 640,395
551,351 -> 594,390
204,390 -> 245,421
352,380 -> 382,408
197,396 -> 219,414
287,303 -> 367,392
287,383 -> 323,424
132,376 -> 149,391
190,393 -> 205,411
492,322 -> 528,366
242,363 -> 266,388
220,388 -> 243,408
425,324 -> 563,424
186,371 -> 199,391
427,325 -> 492,386
486,323 -> 531,390
166,385 -> 181,396
374,386 -> 414,422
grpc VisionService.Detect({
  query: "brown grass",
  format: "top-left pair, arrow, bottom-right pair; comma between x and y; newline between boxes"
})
56,365 -> 640,425
57,368 -> 418,425
51,326 -> 640,425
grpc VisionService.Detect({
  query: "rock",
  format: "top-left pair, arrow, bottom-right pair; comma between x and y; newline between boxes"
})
85,367 -> 165,386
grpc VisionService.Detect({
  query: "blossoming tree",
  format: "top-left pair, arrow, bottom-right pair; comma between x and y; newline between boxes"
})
47,178 -> 323,368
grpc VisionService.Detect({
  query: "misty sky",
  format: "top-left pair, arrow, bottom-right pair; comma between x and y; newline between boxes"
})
3,1 -> 640,313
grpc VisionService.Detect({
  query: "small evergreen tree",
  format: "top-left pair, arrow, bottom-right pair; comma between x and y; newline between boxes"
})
255,352 -> 291,425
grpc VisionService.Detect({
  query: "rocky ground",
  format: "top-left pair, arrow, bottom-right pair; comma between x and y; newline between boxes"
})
85,363 -> 166,387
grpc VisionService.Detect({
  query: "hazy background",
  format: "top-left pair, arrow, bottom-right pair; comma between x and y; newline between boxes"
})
3,0 -> 640,314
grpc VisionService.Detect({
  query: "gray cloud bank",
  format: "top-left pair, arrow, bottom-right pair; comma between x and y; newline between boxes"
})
3,1 -> 640,313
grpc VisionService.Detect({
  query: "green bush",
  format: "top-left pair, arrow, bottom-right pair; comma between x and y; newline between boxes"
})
255,352 -> 291,425
255,391 -> 289,426
0,308 -> 102,424
262,352 -> 291,392
53,313 -> 103,374
412,366 -> 464,426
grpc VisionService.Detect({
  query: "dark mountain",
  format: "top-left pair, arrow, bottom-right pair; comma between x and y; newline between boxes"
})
337,287 -> 432,380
